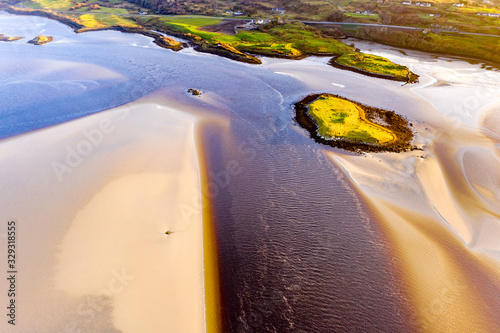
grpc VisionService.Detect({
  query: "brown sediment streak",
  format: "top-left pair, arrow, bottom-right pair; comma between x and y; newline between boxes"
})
367,199 -> 500,332
195,120 -> 223,333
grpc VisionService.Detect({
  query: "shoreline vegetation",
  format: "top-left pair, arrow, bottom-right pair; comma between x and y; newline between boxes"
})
295,94 -> 415,153
0,4 -> 418,83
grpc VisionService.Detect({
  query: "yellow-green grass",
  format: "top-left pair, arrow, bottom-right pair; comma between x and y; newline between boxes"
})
91,7 -> 129,15
307,94 -> 396,144
336,52 -> 410,79
24,0 -> 74,10
77,13 -> 139,28
345,12 -> 380,19
156,15 -> 222,27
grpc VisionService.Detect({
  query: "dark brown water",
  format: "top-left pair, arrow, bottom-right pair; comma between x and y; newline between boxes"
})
201,115 -> 420,332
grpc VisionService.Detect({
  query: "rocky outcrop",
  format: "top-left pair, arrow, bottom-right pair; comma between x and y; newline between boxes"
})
0,34 -> 23,42
187,88 -> 203,96
155,36 -> 183,51
27,35 -> 53,45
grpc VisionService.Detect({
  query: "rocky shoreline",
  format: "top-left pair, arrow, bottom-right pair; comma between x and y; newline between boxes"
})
295,93 -> 415,153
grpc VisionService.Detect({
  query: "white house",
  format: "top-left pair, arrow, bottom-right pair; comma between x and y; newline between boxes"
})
420,2 -> 431,7
272,7 -> 286,15
452,3 -> 464,7
402,1 -> 412,4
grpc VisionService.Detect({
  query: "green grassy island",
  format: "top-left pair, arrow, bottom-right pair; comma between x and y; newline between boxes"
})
331,52 -> 419,83
295,94 -> 415,153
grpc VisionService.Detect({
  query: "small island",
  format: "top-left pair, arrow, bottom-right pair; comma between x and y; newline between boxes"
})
187,88 -> 203,96
295,94 -> 415,153
330,53 -> 419,84
0,34 -> 23,42
27,35 -> 53,45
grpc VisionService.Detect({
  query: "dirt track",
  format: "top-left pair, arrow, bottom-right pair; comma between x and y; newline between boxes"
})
200,19 -> 246,35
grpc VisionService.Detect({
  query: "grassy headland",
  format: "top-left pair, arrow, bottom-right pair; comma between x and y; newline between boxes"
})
295,94 -> 414,153
138,18 -> 354,60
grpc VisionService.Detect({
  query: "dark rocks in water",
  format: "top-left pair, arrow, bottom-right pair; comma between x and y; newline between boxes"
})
187,88 -> 203,96
0,34 -> 23,42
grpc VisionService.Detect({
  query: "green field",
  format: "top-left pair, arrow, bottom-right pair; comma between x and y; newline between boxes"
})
75,13 -> 139,28
21,0 -> 73,10
307,94 -> 396,144
157,15 -> 222,27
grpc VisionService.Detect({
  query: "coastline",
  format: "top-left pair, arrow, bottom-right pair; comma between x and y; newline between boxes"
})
1,6 -> 420,76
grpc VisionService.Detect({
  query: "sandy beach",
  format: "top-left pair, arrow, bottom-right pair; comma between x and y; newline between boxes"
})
0,101 -> 213,332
